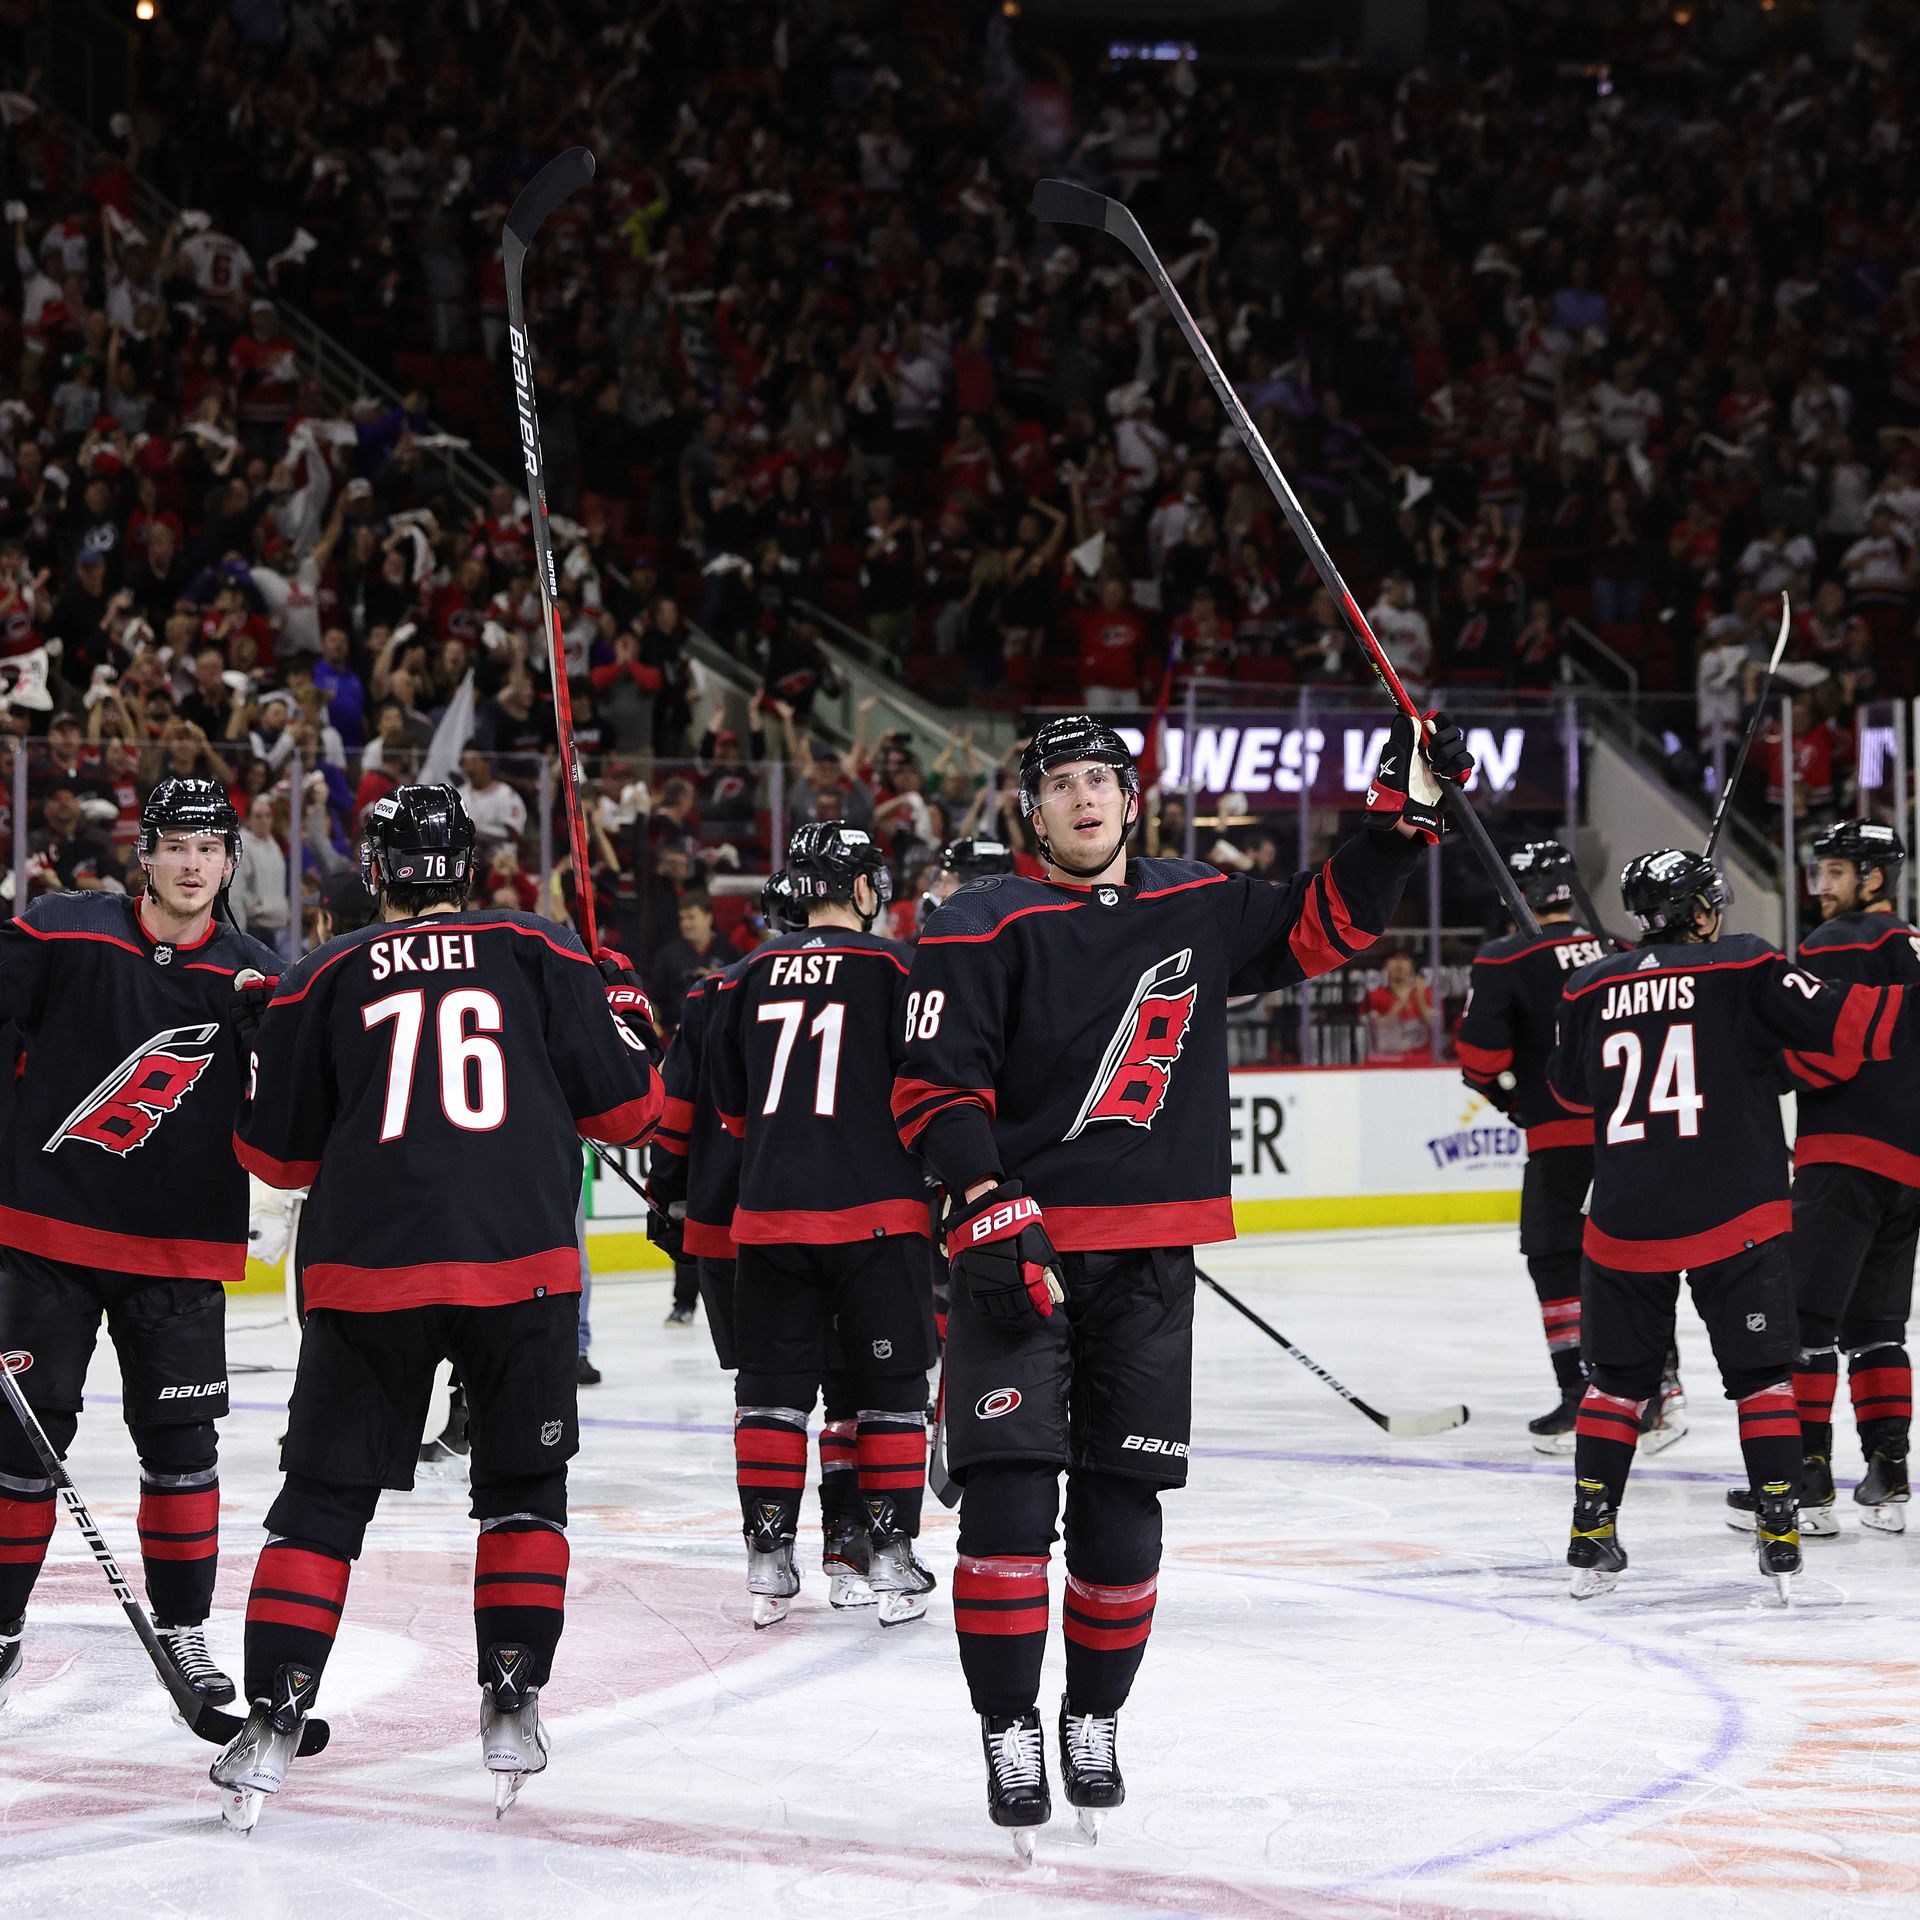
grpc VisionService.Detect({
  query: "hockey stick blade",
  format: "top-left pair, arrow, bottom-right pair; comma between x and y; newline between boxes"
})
0,1364 -> 330,1753
504,147 -> 597,256
1197,1270 -> 1468,1436
1029,178 -> 1119,236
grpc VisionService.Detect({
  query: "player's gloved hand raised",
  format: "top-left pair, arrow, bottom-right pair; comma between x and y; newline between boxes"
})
1364,710 -> 1475,843
230,968 -> 279,1050
596,947 -> 662,1062
946,1179 -> 1066,1323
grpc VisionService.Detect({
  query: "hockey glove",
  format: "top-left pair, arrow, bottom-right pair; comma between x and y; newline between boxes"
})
1364,710 -> 1475,844
646,1200 -> 687,1263
230,968 -> 279,1051
946,1180 -> 1067,1323
596,948 -> 663,1062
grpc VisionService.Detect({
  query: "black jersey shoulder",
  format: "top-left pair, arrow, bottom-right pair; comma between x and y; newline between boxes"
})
918,872 -> 1084,942
1799,911 -> 1912,957
1472,923 -> 1594,966
1129,855 -> 1230,898
15,893 -> 277,976
1564,931 -> 1776,1000
270,907 -> 594,1005
737,927 -> 910,973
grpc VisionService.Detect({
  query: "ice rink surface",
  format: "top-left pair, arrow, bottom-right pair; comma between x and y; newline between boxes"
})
3,1224 -> 1917,1920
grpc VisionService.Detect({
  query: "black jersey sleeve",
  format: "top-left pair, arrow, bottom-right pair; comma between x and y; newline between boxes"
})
1457,955 -> 1518,1104
540,936 -> 664,1146
1218,828 -> 1422,994
234,955 -> 339,1189
1751,950 -> 1908,1081
1545,983 -> 1595,1117
647,984 -> 705,1202
0,898 -> 64,1029
892,912 -> 1016,1195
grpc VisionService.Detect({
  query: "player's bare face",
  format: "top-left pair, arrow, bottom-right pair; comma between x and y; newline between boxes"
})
1814,857 -> 1865,920
144,832 -> 230,924
1036,760 -> 1131,883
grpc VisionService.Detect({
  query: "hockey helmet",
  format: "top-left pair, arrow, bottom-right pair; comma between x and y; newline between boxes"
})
1812,818 -> 1905,896
361,783 -> 477,894
760,867 -> 807,933
786,821 -> 892,911
940,835 -> 1016,880
138,776 -> 240,862
1018,714 -> 1138,819
1508,840 -> 1576,913
1619,848 -> 1728,939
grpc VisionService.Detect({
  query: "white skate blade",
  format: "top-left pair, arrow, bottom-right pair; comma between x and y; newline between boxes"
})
1724,1507 -> 1757,1533
1530,1430 -> 1577,1456
1861,1503 -> 1908,1535
876,1589 -> 930,1627
1769,1570 -> 1796,1606
1801,1505 -> 1840,1539
1074,1807 -> 1103,1843
494,1770 -> 527,1818
1568,1566 -> 1620,1600
1011,1829 -> 1036,1865
828,1572 -> 876,1609
752,1594 -> 791,1629
1637,1417 -> 1688,1456
219,1786 -> 264,1834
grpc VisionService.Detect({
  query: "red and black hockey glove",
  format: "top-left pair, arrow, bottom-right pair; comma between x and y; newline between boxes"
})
946,1180 -> 1067,1324
230,968 -> 279,1052
596,948 -> 663,1062
1363,710 -> 1475,843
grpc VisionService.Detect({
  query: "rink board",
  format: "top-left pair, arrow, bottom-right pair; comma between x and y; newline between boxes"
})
231,1067 -> 1522,1293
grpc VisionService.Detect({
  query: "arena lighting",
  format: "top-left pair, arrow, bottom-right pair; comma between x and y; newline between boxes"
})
135,0 -> 156,18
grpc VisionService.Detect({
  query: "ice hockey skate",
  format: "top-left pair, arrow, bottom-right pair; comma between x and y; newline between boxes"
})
156,1622 -> 236,1706
1527,1390 -> 1579,1454
210,1662 -> 318,1834
822,1519 -> 875,1609
1058,1699 -> 1124,1841
481,1643 -> 549,1816
0,1616 -> 20,1711
868,1529 -> 935,1626
1567,1479 -> 1627,1598
1635,1371 -> 1688,1455
1754,1482 -> 1801,1602
980,1708 -> 1050,1862
1857,1443 -> 1910,1533
746,1508 -> 800,1628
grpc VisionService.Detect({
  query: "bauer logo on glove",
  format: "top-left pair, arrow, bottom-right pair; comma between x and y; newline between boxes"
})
1364,710 -> 1475,844
946,1180 -> 1067,1321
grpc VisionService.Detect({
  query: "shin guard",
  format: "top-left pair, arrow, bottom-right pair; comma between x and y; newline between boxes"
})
138,1467 -> 220,1626
1573,1387 -> 1645,1508
243,1540 -> 350,1704
475,1519 -> 568,1686
953,1552 -> 1050,1718
1737,1381 -> 1804,1493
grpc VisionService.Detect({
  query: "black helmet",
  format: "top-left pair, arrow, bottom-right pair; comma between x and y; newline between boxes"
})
138,776 -> 239,862
1620,848 -> 1729,940
1812,818 -> 1906,895
1018,714 -> 1138,819
361,783 -> 476,896
786,821 -> 892,917
1508,840 -> 1576,913
940,835 -> 1016,880
760,867 -> 807,933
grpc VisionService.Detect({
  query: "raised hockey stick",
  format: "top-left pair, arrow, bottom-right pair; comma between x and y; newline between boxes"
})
1030,179 -> 1539,940
504,146 -> 602,953
1195,1268 -> 1468,1437
1704,594 -> 1792,862
0,1358 -> 329,1754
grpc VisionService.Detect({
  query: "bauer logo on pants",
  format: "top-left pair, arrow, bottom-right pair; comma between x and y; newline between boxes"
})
1063,949 -> 1196,1141
975,1388 -> 1021,1420
42,1024 -> 221,1158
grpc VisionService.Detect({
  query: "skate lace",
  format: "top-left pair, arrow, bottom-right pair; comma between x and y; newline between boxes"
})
1065,1711 -> 1116,1775
159,1625 -> 222,1682
991,1719 -> 1045,1791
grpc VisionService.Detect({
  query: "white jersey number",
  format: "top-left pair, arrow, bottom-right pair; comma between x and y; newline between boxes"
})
758,999 -> 845,1117
1602,1024 -> 1703,1145
363,988 -> 508,1140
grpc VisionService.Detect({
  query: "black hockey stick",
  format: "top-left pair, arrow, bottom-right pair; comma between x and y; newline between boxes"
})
0,1359 -> 329,1754
1704,595 -> 1792,861
585,1135 -> 672,1224
1030,178 -> 1539,940
504,146 -> 602,954
1196,1268 -> 1468,1437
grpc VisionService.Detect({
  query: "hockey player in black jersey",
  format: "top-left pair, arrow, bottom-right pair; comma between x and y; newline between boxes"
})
1548,848 -> 1920,1602
892,710 -> 1470,1852
0,777 -> 279,1716
1724,820 -> 1920,1538
708,824 -> 937,1629
649,871 -> 876,1608
1459,842 -> 1609,1448
211,785 -> 660,1829
918,836 -> 1018,930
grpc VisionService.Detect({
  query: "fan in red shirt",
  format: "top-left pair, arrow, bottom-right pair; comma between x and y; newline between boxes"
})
432,557 -> 493,646
1076,578 -> 1149,709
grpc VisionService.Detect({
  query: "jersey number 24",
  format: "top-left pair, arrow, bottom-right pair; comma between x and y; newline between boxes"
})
1601,1025 -> 1702,1144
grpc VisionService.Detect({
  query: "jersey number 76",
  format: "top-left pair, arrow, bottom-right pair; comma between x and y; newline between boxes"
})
363,988 -> 507,1139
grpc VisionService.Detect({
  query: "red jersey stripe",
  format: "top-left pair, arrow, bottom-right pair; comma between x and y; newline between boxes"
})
731,1200 -> 930,1246
300,1248 -> 581,1311
1584,1200 -> 1790,1272
0,1203 -> 244,1283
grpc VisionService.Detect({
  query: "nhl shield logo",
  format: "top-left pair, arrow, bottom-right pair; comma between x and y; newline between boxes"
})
1096,886 -> 1119,906
539,1419 -> 563,1446
871,1338 -> 892,1359
1746,1313 -> 1766,1331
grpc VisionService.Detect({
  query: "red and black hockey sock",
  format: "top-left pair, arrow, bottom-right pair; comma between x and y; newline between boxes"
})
817,1413 -> 861,1531
1736,1381 -> 1803,1492
475,1520 -> 568,1686
1793,1344 -> 1840,1457
857,1407 -> 927,1539
0,1468 -> 56,1623
138,1468 -> 220,1625
1848,1343 -> 1911,1448
1527,1254 -> 1584,1395
243,1539 -> 350,1703
733,1404 -> 809,1542
1062,1473 -> 1163,1716
1573,1387 -> 1646,1508
955,1463 -> 1059,1717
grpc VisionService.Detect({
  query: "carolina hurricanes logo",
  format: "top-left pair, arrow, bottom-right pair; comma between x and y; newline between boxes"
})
1064,949 -> 1197,1141
43,1024 -> 220,1158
